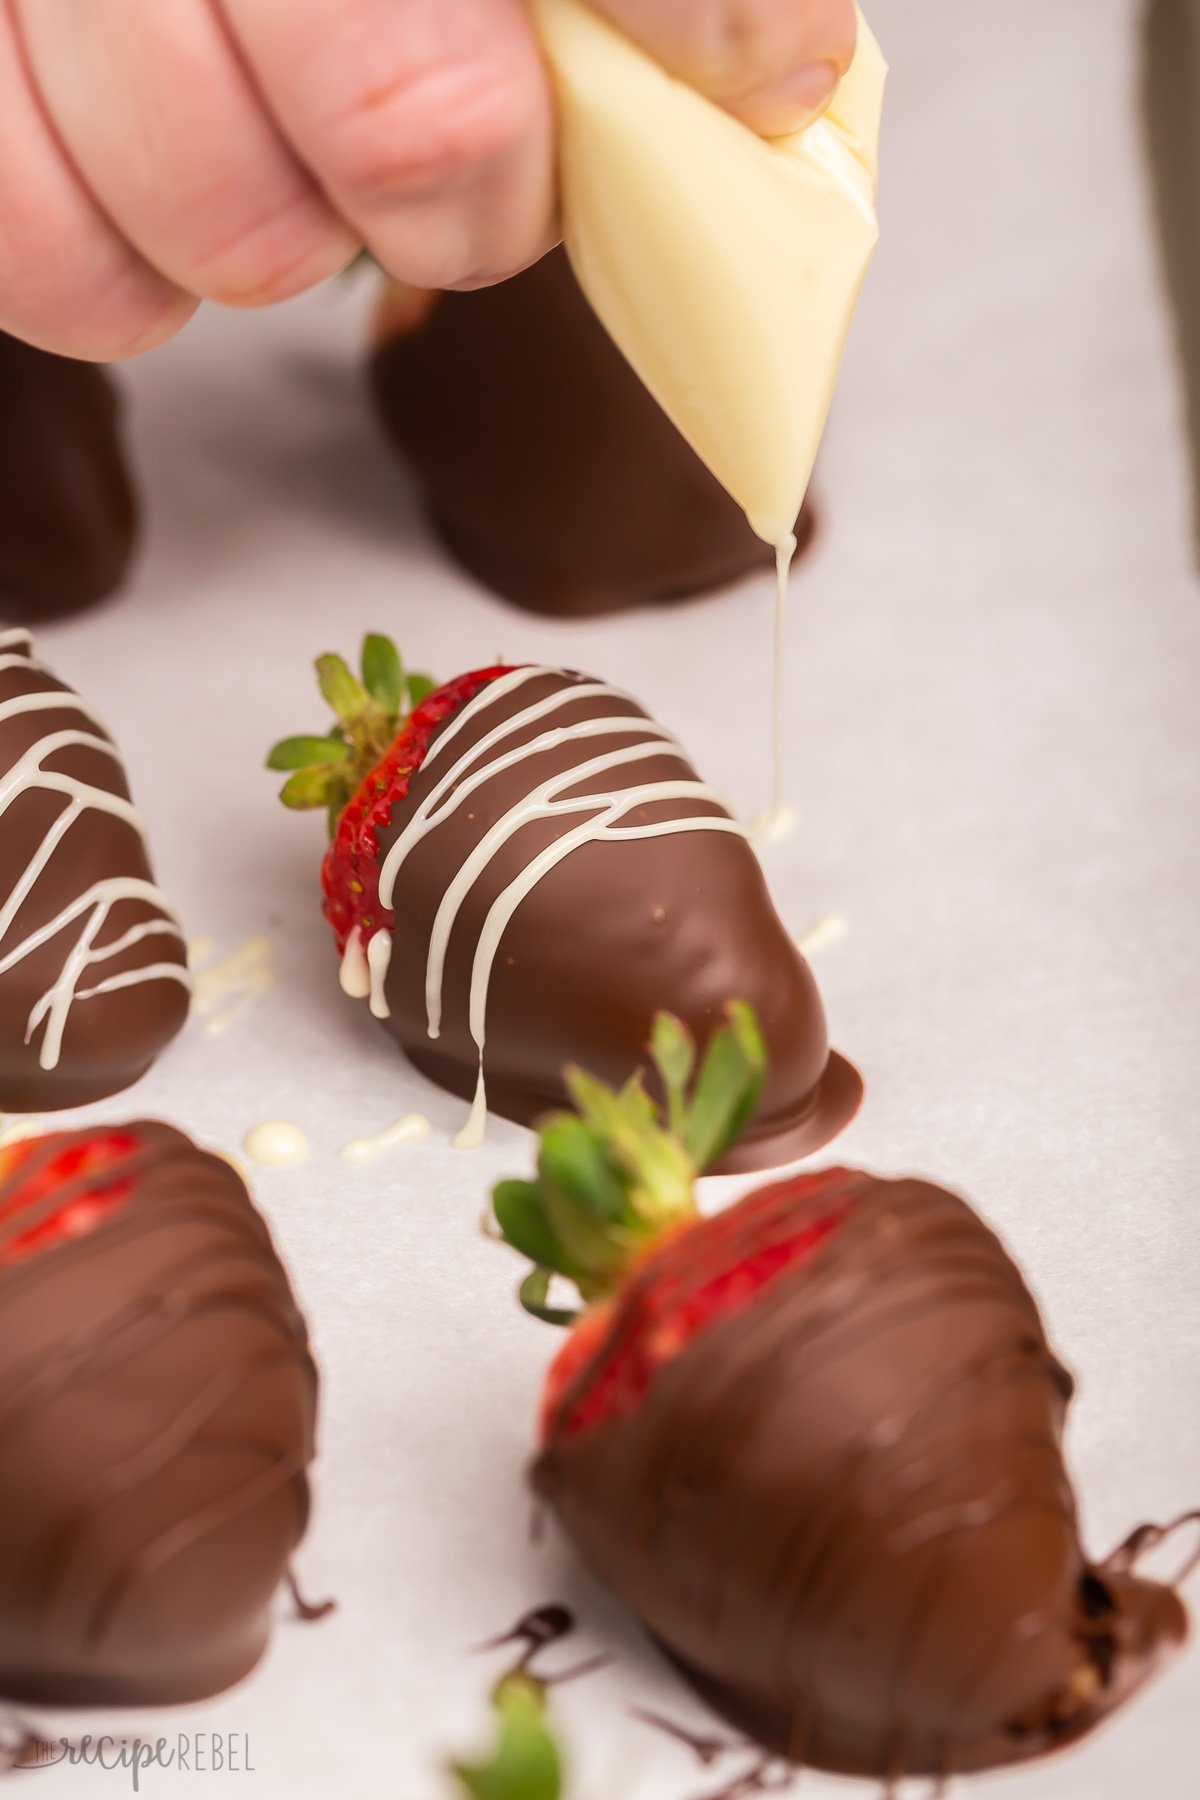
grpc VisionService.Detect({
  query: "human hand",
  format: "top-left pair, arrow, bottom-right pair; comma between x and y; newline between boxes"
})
0,0 -> 857,360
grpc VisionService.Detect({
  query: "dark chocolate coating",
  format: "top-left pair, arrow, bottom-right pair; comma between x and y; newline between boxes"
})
0,1122 -> 318,1706
0,631 -> 190,1110
378,668 -> 861,1171
0,333 -> 138,619
367,250 -> 815,617
534,1171 -> 1188,1779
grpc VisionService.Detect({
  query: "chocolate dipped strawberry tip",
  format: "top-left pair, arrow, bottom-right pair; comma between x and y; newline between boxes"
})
493,1002 -> 767,1325
266,633 -> 437,836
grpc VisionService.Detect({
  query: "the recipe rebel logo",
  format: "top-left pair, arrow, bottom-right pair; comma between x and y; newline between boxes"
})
22,1734 -> 256,1789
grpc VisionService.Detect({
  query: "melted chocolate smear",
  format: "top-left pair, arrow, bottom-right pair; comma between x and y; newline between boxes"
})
633,1708 -> 796,1799
691,1756 -> 793,1800
476,1605 -> 575,1665
1107,1509 -> 1200,1587
472,1604 -> 606,1686
285,1567 -> 336,1624
632,1708 -> 736,1766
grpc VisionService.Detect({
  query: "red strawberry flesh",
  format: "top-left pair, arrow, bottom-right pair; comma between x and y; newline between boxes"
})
0,1132 -> 138,1266
543,1168 -> 855,1441
321,664 -> 516,957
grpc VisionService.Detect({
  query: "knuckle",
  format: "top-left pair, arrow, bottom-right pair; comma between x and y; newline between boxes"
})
184,193 -> 356,307
710,0 -> 857,86
318,58 -> 532,203
0,267 -> 192,360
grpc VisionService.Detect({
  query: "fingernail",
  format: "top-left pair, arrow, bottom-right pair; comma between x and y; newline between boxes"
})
733,59 -> 841,138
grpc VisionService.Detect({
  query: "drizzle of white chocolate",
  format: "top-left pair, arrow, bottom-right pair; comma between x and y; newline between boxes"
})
364,668 -> 745,1146
0,629 -> 190,1071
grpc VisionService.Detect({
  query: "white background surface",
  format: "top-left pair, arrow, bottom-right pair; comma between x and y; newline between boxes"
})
7,0 -> 1199,1794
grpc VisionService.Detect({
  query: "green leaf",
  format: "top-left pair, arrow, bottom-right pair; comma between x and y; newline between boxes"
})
649,1013 -> 695,1138
518,1268 -> 580,1329
265,734 -> 348,772
683,1001 -> 768,1171
452,1676 -> 564,1800
406,672 -> 437,708
563,1069 -> 693,1224
361,634 -> 404,717
279,767 -> 334,810
537,1116 -> 628,1225
315,653 -> 368,725
493,1180 -> 586,1279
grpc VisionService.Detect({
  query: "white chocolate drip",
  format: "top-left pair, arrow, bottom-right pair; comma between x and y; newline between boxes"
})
338,926 -> 371,998
453,1069 -> 489,1151
243,1120 -> 310,1169
366,927 -> 392,1020
0,641 -> 189,1070
797,912 -> 849,959
191,934 -> 274,1037
0,1115 -> 44,1149
373,668 -> 745,1147
751,535 -> 800,844
339,1112 -> 431,1163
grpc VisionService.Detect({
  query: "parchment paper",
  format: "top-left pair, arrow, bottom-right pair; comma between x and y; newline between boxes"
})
9,1 -> 1198,1794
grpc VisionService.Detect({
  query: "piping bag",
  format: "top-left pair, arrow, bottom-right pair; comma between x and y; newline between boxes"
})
530,0 -> 886,824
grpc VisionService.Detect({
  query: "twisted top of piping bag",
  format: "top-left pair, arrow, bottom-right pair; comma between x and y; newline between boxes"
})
531,0 -> 886,547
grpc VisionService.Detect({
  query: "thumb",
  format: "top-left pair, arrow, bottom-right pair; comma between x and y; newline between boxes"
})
590,0 -> 858,137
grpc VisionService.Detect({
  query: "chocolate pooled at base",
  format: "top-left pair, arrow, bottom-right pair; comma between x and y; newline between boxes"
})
370,667 -> 860,1170
367,249 -> 815,617
0,333 -> 138,620
0,1122 -> 319,1707
0,629 -> 190,1110
535,1170 -> 1189,1781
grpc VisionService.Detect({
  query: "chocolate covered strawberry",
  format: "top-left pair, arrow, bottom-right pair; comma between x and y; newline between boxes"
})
0,332 -> 138,620
0,629 -> 190,1111
270,639 -> 859,1168
365,255 -> 810,618
0,1121 -> 319,1706
492,1007 -> 1191,1784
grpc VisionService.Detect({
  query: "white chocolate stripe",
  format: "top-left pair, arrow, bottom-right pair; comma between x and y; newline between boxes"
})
382,712 -> 678,903
357,665 -> 745,1149
2,733 -> 147,838
0,645 -> 188,1071
418,665 -> 553,771
426,750 -> 728,1038
0,684 -> 112,735
381,677 -> 653,901
81,918 -> 182,964
466,808 -> 742,1050
69,962 -> 193,1006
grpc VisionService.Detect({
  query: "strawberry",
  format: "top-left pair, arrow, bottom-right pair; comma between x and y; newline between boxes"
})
269,638 -> 861,1167
492,1003 -> 849,1438
0,1129 -> 137,1265
491,1008 -> 1190,1782
266,633 -> 509,957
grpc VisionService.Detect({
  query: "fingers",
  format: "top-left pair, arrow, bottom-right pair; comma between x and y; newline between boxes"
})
12,0 -> 358,318
593,0 -> 859,137
219,0 -> 557,290
0,1 -> 191,358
